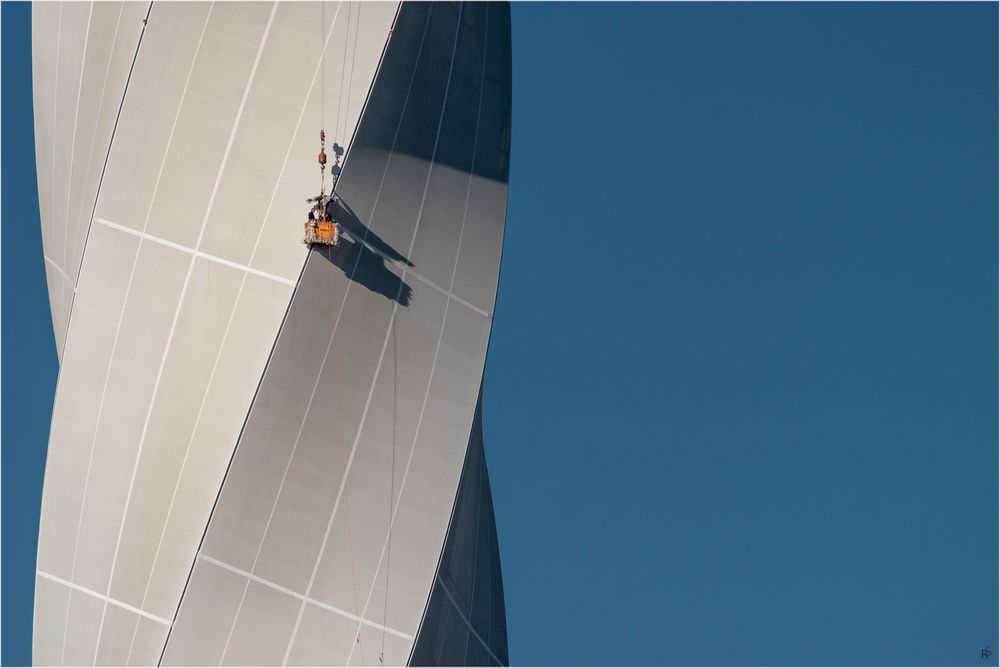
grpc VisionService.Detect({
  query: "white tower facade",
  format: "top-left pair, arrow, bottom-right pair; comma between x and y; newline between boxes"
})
32,2 -> 510,665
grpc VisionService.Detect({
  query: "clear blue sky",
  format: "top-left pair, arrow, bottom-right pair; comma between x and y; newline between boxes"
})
2,2 -> 997,666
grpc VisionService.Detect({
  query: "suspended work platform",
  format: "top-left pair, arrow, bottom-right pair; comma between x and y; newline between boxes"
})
304,217 -> 339,246
303,130 -> 344,247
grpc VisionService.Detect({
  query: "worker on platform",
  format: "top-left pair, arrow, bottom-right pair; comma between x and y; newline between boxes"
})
307,194 -> 327,221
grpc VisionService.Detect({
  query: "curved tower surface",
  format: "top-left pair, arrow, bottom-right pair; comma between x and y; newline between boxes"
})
30,2 -> 511,665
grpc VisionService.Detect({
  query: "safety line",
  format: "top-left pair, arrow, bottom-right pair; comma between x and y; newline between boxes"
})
274,7 -> 428,664
351,4 -> 481,662
380,314 -> 399,664
345,0 -> 465,654
212,7 -> 351,665
280,7 -> 435,664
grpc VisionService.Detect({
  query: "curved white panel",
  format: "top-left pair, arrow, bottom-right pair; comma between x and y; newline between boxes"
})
163,3 -> 512,665
32,3 -> 396,665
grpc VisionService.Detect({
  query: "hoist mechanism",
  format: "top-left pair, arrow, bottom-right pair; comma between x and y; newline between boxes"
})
304,129 -> 344,246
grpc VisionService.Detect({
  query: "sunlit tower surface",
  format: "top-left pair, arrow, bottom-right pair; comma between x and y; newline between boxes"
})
31,2 -> 511,664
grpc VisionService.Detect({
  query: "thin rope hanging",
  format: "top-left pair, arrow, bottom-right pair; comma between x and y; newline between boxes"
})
380,315 -> 398,665
336,1 -> 350,153
320,4 -> 362,663
344,3 -> 360,148
321,2 -> 328,134
320,0 -> 326,225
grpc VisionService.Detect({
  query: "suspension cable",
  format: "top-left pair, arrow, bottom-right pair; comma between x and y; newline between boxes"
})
381,315 -> 398,664
321,1 -> 326,132
335,1 -> 350,151
320,1 -> 327,198
344,3 -> 360,147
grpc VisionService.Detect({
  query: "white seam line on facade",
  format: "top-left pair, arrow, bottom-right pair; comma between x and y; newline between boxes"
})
123,276 -> 247,666
51,9 -> 69,662
98,3 -> 279,653
99,0 -> 278,603
93,217 -> 297,287
215,241 -> 335,659
245,6 -> 341,271
368,6 -> 496,654
404,73 -> 489,668
54,0 -> 94,364
435,575 -> 503,666
50,2 -> 62,308
449,292 -> 488,318
84,222 -> 493,316
347,5 -> 470,662
400,265 -> 488,318
462,452 -> 486,663
227,231 -> 351,664
162,4 -> 397,660
70,0 -> 125,286
50,4 -> 66,379
214,6 -> 350,664
198,555 -> 414,642
60,6 -> 214,664
57,1 -> 153,365
38,571 -> 172,627
281,7 -> 436,663
113,2 -> 209,652
293,296 -> 400,668
92,2 -> 274,659
357,301 -> 449,661
43,256 -> 73,286
143,6 -> 350,661
61,1 -> 94,272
